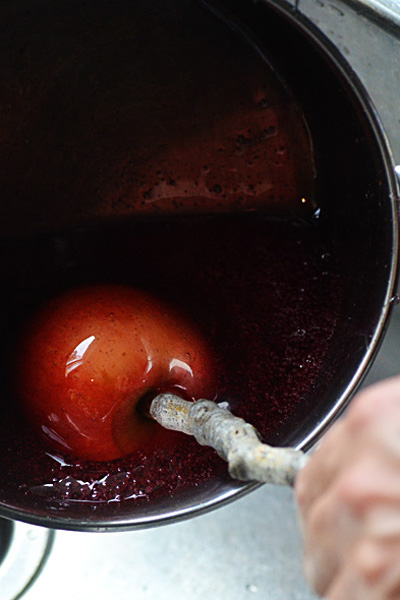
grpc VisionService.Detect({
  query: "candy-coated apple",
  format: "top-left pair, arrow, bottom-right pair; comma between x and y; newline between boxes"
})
16,285 -> 216,461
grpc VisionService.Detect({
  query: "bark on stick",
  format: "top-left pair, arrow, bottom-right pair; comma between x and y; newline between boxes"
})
150,393 -> 307,486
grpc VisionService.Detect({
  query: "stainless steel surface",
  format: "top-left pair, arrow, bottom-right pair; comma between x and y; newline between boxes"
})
343,0 -> 400,30
0,519 -> 54,600
8,1 -> 400,598
299,0 -> 400,161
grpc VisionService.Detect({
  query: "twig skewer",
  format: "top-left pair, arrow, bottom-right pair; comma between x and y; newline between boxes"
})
150,393 -> 307,486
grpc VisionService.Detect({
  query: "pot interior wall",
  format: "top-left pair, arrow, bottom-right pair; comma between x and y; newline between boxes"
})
0,0 -> 397,529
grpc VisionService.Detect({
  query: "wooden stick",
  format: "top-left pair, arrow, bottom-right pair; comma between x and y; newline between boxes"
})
150,393 -> 307,486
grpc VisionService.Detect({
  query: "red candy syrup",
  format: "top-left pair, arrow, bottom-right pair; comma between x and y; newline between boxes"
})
0,214 -> 343,505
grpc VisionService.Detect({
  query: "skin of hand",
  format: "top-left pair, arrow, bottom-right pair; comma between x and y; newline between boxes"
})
295,376 -> 400,600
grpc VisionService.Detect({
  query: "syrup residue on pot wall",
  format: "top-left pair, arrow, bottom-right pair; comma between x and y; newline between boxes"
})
0,0 -> 314,237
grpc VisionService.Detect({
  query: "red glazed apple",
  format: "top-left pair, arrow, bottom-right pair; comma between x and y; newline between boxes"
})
15,285 -> 216,461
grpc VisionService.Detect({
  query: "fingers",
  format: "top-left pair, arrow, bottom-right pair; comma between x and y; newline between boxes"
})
326,525 -> 400,600
295,376 -> 400,599
301,454 -> 400,595
295,416 -> 348,519
296,376 -> 400,517
302,488 -> 361,594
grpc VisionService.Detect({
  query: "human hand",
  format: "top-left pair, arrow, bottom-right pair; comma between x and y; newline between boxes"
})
295,376 -> 400,599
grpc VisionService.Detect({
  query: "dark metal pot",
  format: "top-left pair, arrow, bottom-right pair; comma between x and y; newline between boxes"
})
0,0 -> 398,531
